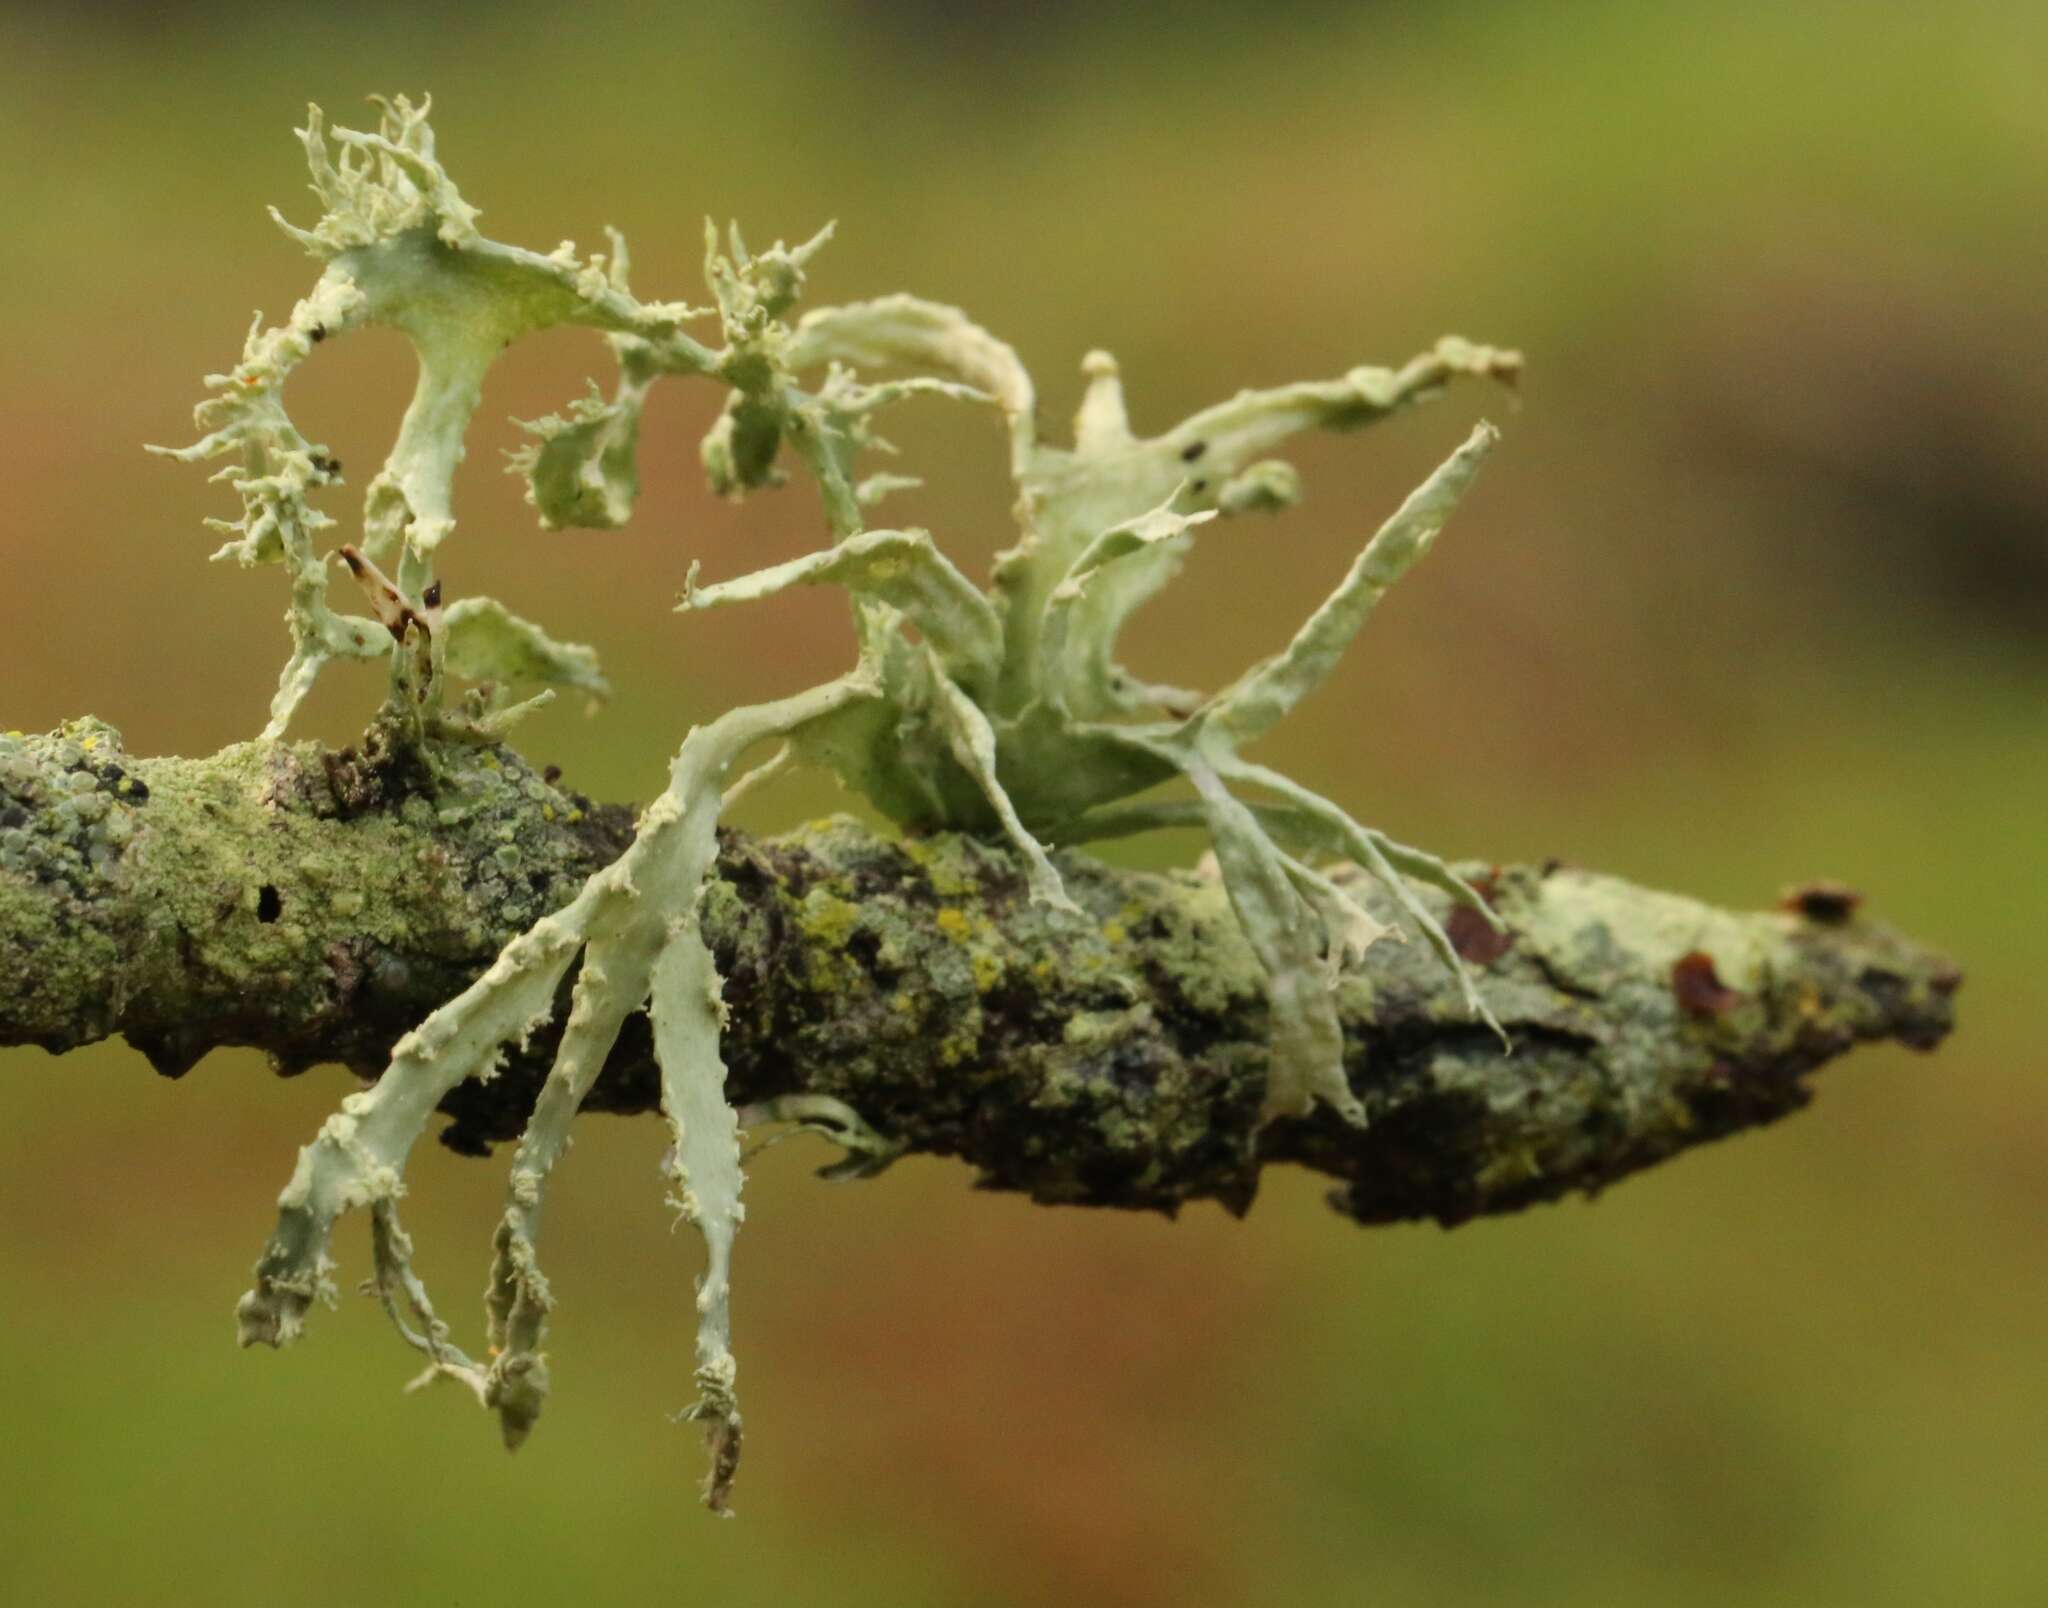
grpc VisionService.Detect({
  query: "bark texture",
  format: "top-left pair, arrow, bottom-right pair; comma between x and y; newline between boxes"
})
0,717 -> 1959,1225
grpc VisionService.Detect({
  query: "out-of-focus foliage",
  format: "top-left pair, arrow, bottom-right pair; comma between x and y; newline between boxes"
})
0,3 -> 2040,1603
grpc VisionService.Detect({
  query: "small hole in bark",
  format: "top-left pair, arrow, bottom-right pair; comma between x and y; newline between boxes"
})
257,884 -> 283,923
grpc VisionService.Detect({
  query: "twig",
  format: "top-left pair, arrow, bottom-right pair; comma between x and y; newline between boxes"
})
0,717 -> 1959,1225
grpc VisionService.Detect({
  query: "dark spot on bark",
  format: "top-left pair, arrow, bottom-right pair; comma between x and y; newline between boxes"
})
719,840 -> 777,898
981,975 -> 1057,1044
1190,477 -> 1208,493
1137,954 -> 1234,1063
1672,950 -> 1742,1016
756,837 -> 816,902
1683,1051 -> 1816,1133
1315,1083 -> 1496,1227
312,718 -> 444,820
324,941 -> 362,1015
1782,880 -> 1863,924
1447,902 -> 1513,965
1856,966 -> 1909,1019
1179,440 -> 1207,462
1103,1037 -> 1164,1093
256,884 -> 283,923
845,926 -> 887,979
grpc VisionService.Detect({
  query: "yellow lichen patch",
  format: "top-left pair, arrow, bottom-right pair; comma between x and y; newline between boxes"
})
901,836 -> 980,899
795,890 -> 874,996
931,902 -> 1005,990
935,906 -> 972,940
800,890 -> 865,953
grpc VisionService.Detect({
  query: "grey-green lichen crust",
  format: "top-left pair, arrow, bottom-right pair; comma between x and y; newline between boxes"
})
0,717 -> 630,1079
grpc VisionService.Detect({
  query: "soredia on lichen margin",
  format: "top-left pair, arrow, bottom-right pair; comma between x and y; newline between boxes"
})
184,95 -> 1520,1512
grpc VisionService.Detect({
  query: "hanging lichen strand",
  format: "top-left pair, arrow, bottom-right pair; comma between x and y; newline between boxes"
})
166,96 -> 1522,1513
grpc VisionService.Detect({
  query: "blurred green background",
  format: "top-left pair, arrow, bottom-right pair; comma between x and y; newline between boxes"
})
1,3 -> 2041,1603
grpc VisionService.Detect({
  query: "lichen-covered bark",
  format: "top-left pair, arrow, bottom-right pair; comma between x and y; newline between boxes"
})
0,718 -> 1959,1224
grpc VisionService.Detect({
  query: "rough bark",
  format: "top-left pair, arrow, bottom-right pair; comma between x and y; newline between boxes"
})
0,716 -> 1959,1225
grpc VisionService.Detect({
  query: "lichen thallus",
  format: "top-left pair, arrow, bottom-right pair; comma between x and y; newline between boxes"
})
161,95 -> 1520,1512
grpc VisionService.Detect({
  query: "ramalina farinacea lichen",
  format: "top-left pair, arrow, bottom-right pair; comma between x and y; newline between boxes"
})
164,94 -> 1521,1513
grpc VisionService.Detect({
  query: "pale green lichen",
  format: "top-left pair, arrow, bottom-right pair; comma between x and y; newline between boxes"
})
177,97 -> 1520,1512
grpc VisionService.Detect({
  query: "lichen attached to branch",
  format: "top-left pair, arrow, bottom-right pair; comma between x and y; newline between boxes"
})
146,93 -> 1587,1509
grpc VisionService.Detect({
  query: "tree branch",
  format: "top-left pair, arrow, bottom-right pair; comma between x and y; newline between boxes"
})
0,717 -> 1958,1224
